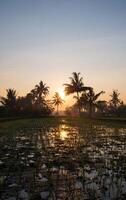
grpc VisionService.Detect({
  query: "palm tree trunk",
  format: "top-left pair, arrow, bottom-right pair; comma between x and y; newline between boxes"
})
77,92 -> 80,115
57,105 -> 58,115
89,103 -> 92,118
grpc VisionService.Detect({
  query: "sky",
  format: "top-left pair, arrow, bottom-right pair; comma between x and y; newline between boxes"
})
0,0 -> 126,106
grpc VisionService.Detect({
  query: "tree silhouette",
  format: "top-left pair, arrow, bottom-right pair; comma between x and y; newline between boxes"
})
109,90 -> 122,116
64,72 -> 91,114
52,92 -> 64,114
17,93 -> 34,114
110,90 -> 121,109
35,81 -> 49,105
80,89 -> 105,117
0,89 -> 17,116
96,100 -> 107,115
1,89 -> 17,107
0,79 -> 125,118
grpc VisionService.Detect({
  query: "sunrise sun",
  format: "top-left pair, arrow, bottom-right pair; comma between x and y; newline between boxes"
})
58,88 -> 65,100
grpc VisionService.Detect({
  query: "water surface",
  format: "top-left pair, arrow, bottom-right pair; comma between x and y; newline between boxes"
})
0,121 -> 126,200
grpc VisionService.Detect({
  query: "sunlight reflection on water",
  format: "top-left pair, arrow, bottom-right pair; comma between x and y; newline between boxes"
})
60,129 -> 68,140
59,125 -> 68,140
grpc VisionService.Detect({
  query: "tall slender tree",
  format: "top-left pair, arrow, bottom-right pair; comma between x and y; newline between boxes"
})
64,72 -> 91,114
52,92 -> 64,114
35,81 -> 49,104
109,90 -> 122,115
109,90 -> 121,109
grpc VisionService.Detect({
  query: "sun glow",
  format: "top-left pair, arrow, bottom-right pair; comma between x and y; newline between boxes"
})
58,88 -> 65,100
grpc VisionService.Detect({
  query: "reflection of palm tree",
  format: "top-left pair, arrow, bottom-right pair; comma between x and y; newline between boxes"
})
1,89 -> 17,108
52,92 -> 64,114
64,72 -> 91,114
80,89 -> 105,117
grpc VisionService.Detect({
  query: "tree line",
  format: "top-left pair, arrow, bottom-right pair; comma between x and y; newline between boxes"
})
64,72 -> 126,117
0,72 -> 126,118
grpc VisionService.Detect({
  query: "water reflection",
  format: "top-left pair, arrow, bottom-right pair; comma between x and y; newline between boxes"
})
0,123 -> 126,199
59,125 -> 68,140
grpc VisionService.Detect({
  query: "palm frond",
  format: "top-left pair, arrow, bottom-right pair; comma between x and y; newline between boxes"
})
81,86 -> 92,92
94,91 -> 105,101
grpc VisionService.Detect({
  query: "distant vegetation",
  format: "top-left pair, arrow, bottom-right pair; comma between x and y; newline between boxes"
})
0,72 -> 126,118
0,81 -> 53,117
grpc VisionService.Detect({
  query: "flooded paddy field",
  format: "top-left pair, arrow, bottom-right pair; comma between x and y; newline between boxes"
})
0,118 -> 126,200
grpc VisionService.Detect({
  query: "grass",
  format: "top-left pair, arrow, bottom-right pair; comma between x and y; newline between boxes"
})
97,116 -> 126,122
0,117 -> 59,131
0,116 -> 126,133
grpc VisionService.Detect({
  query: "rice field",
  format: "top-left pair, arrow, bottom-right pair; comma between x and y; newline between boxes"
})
0,117 -> 126,200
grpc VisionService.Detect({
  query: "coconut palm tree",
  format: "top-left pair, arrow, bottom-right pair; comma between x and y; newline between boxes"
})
80,89 -> 105,117
0,89 -> 17,115
63,72 -> 91,114
30,89 -> 37,103
109,90 -> 121,109
35,81 -> 49,104
52,92 -> 64,114
1,88 -> 17,108
109,90 -> 122,116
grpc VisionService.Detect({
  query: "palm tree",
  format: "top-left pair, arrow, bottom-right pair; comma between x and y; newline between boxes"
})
110,90 -> 121,109
80,89 -> 105,117
0,89 -> 17,115
64,72 -> 91,114
30,89 -> 37,103
35,81 -> 49,104
52,92 -> 64,114
109,90 -> 122,116
1,89 -> 17,108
